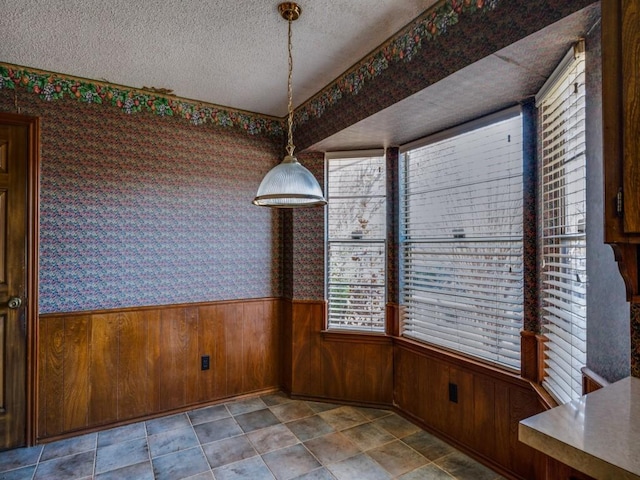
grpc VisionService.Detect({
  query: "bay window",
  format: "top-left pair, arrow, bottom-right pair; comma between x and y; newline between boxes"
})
400,109 -> 524,369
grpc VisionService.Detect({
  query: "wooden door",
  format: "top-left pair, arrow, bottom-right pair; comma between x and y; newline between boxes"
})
0,113 -> 36,449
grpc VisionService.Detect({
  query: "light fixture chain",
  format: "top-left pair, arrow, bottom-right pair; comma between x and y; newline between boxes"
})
286,17 -> 295,157
252,3 -> 326,208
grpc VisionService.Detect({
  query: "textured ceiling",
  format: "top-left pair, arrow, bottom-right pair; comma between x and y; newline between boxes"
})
0,0 -> 438,117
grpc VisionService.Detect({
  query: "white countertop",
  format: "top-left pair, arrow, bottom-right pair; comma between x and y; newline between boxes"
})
519,376 -> 640,480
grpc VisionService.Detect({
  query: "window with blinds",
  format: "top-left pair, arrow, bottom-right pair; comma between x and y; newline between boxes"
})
400,109 -> 524,369
537,44 -> 587,404
326,151 -> 386,331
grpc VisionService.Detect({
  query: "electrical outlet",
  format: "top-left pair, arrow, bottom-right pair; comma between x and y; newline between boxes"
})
201,355 -> 210,371
448,382 -> 458,403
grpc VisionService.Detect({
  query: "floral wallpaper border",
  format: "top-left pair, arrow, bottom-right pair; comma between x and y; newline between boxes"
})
294,0 -> 499,126
1,0 -> 498,137
0,63 -> 284,136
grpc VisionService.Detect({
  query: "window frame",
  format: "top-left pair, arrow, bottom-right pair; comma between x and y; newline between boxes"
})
325,149 -> 387,333
536,44 -> 587,404
398,106 -> 525,371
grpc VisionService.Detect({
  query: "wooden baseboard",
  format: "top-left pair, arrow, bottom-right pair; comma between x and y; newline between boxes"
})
393,405 -> 522,480
36,387 -> 280,444
289,393 -> 392,410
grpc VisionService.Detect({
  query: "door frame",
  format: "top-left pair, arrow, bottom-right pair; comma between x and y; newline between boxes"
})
0,112 -> 40,446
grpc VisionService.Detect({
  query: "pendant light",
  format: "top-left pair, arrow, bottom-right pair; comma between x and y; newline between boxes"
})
253,2 -> 327,208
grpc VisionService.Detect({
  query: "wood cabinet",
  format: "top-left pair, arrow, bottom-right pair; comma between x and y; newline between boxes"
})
602,0 -> 640,301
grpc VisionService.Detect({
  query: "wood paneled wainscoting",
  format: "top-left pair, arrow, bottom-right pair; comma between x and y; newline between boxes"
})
37,298 -> 281,441
394,339 -> 548,479
282,299 -> 393,406
282,300 -> 585,479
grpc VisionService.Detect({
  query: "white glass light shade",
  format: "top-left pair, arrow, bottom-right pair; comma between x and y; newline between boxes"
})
253,155 -> 326,208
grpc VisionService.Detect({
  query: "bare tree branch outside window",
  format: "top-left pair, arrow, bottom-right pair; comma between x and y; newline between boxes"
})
327,155 -> 386,331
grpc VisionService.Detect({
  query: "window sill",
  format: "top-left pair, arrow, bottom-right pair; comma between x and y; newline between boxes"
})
321,329 -> 392,345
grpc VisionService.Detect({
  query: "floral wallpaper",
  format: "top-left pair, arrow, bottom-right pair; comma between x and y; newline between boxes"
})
386,148 -> 399,305
289,152 -> 326,301
0,64 -> 283,136
0,89 -> 283,313
632,303 -> 640,378
294,0 -> 500,127
522,101 -> 539,333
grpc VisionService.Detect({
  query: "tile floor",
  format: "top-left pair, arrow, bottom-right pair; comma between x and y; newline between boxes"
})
0,392 -> 504,480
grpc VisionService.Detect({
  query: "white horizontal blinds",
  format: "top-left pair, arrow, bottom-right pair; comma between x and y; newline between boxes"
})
538,47 -> 586,404
400,113 -> 524,369
327,154 -> 386,331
